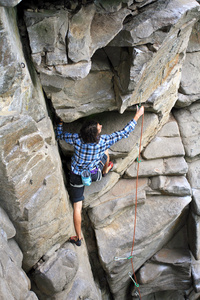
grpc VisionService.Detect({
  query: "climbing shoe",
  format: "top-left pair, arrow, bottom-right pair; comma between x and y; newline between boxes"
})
103,161 -> 113,177
69,236 -> 82,246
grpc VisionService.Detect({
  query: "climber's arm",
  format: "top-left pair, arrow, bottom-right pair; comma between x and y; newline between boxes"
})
103,106 -> 144,147
55,122 -> 77,145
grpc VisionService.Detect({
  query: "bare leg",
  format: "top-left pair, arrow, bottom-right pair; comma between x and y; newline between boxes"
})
102,149 -> 112,175
73,201 -> 82,240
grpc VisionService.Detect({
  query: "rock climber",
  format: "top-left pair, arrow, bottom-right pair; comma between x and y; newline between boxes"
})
55,105 -> 144,246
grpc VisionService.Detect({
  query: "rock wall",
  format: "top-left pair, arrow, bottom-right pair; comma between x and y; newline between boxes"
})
0,0 -> 200,299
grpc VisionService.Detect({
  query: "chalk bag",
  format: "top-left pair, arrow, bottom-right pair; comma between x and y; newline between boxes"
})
81,170 -> 91,186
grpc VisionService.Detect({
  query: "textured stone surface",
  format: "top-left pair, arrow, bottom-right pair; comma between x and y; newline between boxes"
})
192,189 -> 200,216
0,7 -> 47,122
0,1 -> 200,299
187,160 -> 200,189
0,216 -> 38,300
0,207 -> 16,239
150,176 -> 191,196
179,52 -> 200,95
174,102 -> 200,158
134,248 -> 191,297
24,9 -> 68,71
188,212 -> 200,260
94,195 -> 191,299
109,0 -> 198,113
88,178 -> 147,228
191,255 -> 200,293
125,157 -> 188,178
0,115 -> 73,271
33,242 -> 101,300
143,136 -> 185,159
33,245 -> 78,295
0,0 -> 22,7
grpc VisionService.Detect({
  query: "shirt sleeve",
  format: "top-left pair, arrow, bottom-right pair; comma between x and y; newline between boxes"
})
55,123 -> 77,145
102,119 -> 137,147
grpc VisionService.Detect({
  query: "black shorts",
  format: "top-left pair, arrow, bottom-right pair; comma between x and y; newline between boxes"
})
69,153 -> 107,203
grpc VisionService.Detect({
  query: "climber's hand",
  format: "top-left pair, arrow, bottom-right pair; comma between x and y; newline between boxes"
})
134,105 -> 144,122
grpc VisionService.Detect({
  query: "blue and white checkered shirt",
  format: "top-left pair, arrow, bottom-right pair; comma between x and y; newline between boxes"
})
56,119 -> 137,175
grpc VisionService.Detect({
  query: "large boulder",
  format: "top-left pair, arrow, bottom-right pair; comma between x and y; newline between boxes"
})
0,114 -> 73,271
0,210 -> 38,300
173,102 -> 200,158
92,195 -> 191,300
0,7 -> 47,122
134,248 -> 191,297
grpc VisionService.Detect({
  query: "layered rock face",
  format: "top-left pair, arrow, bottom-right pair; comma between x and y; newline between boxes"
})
0,0 -> 200,299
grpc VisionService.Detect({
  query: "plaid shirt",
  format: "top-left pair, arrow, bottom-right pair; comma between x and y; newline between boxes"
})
56,119 -> 137,175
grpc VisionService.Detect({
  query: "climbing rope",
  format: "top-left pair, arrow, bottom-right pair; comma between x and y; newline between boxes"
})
130,99 -> 144,299
114,96 -> 144,299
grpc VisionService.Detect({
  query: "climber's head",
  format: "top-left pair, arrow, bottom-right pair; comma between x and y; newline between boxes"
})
80,120 -> 101,143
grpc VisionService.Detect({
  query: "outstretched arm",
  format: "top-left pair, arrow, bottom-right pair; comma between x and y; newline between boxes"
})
103,105 -> 145,148
55,120 -> 77,145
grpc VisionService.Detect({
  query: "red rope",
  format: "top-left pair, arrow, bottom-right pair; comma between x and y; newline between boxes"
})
130,111 -> 144,299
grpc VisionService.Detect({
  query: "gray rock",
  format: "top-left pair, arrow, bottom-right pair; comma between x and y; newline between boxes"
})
179,52 -> 200,96
191,255 -> 200,293
25,292 -> 39,300
192,189 -> 200,216
141,290 -> 187,300
124,157 -> 188,178
174,102 -> 200,158
88,178 -> 147,228
125,156 -> 188,178
150,176 -> 191,196
188,212 -> 200,260
187,160 -> 200,189
24,9 -> 68,59
95,195 -> 191,299
156,117 -> 180,137
125,158 -> 165,178
143,136 -> 185,160
84,172 -> 120,207
0,7 -> 47,122
187,20 -> 200,53
94,0 -> 123,13
90,7 -> 130,58
46,243 -> 101,300
176,92 -> 200,108
0,1 -> 200,299
133,248 -> 191,297
34,246 -> 78,295
41,70 -> 117,123
164,157 -> 188,175
112,0 -> 198,113
177,20 -> 200,107
0,115 -> 73,271
7,238 -> 23,268
106,45 -> 153,95
68,4 -> 95,63
0,207 -> 16,239
109,0 -> 180,47
0,229 -> 38,300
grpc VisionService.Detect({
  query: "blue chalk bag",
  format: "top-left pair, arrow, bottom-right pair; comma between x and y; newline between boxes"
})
81,170 -> 91,186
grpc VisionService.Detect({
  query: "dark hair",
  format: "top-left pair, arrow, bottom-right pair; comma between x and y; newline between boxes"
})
80,120 -> 99,143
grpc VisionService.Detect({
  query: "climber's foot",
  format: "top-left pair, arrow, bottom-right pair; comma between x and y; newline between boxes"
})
69,236 -> 82,246
102,161 -> 113,177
